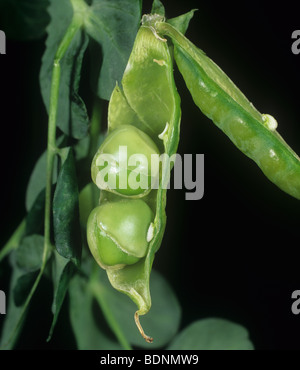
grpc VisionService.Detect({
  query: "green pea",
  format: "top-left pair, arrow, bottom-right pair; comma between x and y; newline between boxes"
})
91,125 -> 160,197
87,199 -> 154,270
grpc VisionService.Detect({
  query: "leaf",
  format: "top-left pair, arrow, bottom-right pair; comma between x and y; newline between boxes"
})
0,220 -> 26,263
13,235 -> 45,307
0,0 -> 49,41
151,0 -> 165,16
15,235 -> 44,272
74,130 -> 105,162
53,148 -> 82,265
97,268 -> 181,349
40,0 -> 141,137
85,0 -> 142,100
25,150 -> 48,212
25,188 -> 46,236
47,251 -> 76,341
0,235 -> 46,348
69,268 -> 122,350
167,318 -> 254,350
40,0 -> 89,139
0,253 -> 28,349
73,136 -> 91,162
25,136 -> 63,212
13,271 -> 39,307
74,132 -> 106,190
167,9 -> 197,35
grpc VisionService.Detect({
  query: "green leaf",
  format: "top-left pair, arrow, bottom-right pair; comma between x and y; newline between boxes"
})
74,132 -> 106,190
15,235 -> 44,272
74,131 -> 105,162
40,0 -> 89,139
151,0 -> 165,16
96,268 -> 181,349
47,251 -> 76,341
13,271 -> 39,307
0,253 -> 28,349
0,237 -> 46,348
53,148 -> 82,265
0,0 -> 49,41
167,318 -> 254,350
13,235 -> 45,307
85,0 -> 142,100
69,269 -> 122,350
0,220 -> 26,263
25,188 -> 46,236
167,9 -> 197,35
25,150 -> 48,212
74,136 -> 91,162
25,137 -> 63,212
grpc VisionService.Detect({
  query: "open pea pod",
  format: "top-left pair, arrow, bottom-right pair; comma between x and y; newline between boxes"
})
155,21 -> 300,200
87,1 -> 300,346
87,14 -> 181,342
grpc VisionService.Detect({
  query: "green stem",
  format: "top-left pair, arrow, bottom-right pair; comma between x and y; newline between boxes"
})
44,15 -> 83,264
89,263 -> 132,350
3,16 -> 83,348
0,219 -> 26,262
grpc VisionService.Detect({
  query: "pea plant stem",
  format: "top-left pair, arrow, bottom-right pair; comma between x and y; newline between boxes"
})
44,16 -> 82,263
3,16 -> 83,348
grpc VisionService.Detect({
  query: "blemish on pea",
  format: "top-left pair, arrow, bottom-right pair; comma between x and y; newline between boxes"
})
153,58 -> 166,66
269,149 -> 279,161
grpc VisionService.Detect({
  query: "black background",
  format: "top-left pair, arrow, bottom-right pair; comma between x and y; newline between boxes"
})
0,0 -> 300,350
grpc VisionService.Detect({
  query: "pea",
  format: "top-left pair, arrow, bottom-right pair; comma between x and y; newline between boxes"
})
91,125 -> 160,197
87,199 -> 154,270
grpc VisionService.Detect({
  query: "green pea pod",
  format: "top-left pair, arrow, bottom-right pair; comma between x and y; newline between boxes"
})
156,21 -> 300,200
108,17 -> 180,154
87,14 -> 181,342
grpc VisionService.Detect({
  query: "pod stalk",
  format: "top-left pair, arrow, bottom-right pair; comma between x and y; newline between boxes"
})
134,311 -> 153,343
